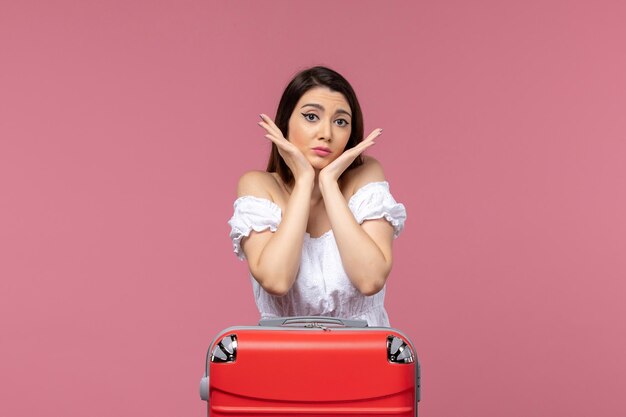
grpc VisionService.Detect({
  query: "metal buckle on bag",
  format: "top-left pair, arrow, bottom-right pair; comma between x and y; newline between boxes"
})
304,322 -> 330,331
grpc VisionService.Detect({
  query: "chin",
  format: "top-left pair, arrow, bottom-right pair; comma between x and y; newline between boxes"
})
310,160 -> 331,171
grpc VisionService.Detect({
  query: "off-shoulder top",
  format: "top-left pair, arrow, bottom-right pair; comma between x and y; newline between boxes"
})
228,181 -> 406,327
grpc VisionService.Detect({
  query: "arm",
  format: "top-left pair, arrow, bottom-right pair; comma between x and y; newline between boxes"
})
320,157 -> 394,296
238,114 -> 316,296
238,172 -> 313,296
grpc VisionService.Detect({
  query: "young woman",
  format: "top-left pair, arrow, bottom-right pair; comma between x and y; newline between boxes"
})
228,66 -> 406,326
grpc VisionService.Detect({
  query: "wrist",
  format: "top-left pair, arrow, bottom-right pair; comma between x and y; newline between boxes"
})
319,175 -> 339,196
294,165 -> 315,182
293,174 -> 314,191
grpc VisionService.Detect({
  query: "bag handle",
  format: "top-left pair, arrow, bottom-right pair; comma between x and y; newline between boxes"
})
258,316 -> 368,328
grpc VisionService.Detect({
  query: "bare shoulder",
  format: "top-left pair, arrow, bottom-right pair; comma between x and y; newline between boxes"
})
344,155 -> 386,195
236,170 -> 281,199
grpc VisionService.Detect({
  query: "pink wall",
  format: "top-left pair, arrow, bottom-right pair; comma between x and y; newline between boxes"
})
1,1 -> 625,416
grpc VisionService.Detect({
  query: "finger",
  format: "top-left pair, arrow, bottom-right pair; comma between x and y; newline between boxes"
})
351,130 -> 381,153
336,142 -> 375,164
258,121 -> 272,135
353,141 -> 376,155
264,133 -> 284,146
258,120 -> 276,130
363,128 -> 383,142
258,120 -> 281,136
259,122 -> 285,141
259,114 -> 285,138
265,134 -> 295,155
260,113 -> 279,128
352,137 -> 378,152
264,133 -> 284,147
346,141 -> 376,159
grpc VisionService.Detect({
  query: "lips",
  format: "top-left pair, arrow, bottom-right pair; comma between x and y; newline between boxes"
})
312,147 -> 331,156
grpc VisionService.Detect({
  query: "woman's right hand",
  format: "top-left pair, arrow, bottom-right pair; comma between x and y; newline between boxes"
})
258,114 -> 314,184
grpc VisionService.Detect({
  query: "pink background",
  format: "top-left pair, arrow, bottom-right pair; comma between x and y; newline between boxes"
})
1,1 -> 625,416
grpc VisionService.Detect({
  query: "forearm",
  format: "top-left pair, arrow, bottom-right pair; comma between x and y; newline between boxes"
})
320,180 -> 392,295
251,179 -> 313,295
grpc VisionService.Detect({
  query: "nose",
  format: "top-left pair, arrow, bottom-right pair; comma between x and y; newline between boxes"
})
318,120 -> 333,142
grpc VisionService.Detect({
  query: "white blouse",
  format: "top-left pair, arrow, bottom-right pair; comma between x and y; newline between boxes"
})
228,181 -> 407,327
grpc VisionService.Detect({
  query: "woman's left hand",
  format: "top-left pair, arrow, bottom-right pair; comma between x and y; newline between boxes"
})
319,128 -> 383,186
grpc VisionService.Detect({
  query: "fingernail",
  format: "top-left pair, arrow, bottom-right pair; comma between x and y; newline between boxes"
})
379,128 -> 383,133
259,114 -> 264,120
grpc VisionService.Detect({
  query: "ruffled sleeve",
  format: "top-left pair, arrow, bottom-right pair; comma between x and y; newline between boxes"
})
228,196 -> 282,260
348,181 -> 407,238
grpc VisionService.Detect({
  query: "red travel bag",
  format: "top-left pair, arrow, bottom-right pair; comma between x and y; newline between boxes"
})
200,317 -> 421,416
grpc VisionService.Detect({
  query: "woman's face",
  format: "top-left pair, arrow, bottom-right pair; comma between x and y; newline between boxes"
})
287,87 -> 352,170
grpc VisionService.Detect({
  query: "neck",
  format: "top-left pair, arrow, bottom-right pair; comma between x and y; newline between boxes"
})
310,171 -> 323,205
285,171 -> 326,205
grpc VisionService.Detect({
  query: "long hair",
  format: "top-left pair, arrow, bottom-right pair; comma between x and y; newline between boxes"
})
266,66 -> 365,185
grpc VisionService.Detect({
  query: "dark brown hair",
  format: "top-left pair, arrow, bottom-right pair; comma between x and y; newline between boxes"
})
266,66 -> 365,185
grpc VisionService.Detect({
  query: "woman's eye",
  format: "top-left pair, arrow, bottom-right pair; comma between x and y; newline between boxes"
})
335,119 -> 349,127
302,113 -> 318,122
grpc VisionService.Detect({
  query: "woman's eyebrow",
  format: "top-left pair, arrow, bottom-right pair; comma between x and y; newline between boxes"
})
300,103 -> 352,118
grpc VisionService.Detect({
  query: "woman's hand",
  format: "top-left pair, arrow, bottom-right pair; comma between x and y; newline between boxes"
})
258,114 -> 314,184
319,128 -> 383,187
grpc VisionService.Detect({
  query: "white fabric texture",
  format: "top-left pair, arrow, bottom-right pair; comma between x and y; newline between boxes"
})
228,181 -> 406,327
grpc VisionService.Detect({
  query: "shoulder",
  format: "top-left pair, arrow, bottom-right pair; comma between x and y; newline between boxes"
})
236,170 -> 282,199
343,155 -> 386,195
